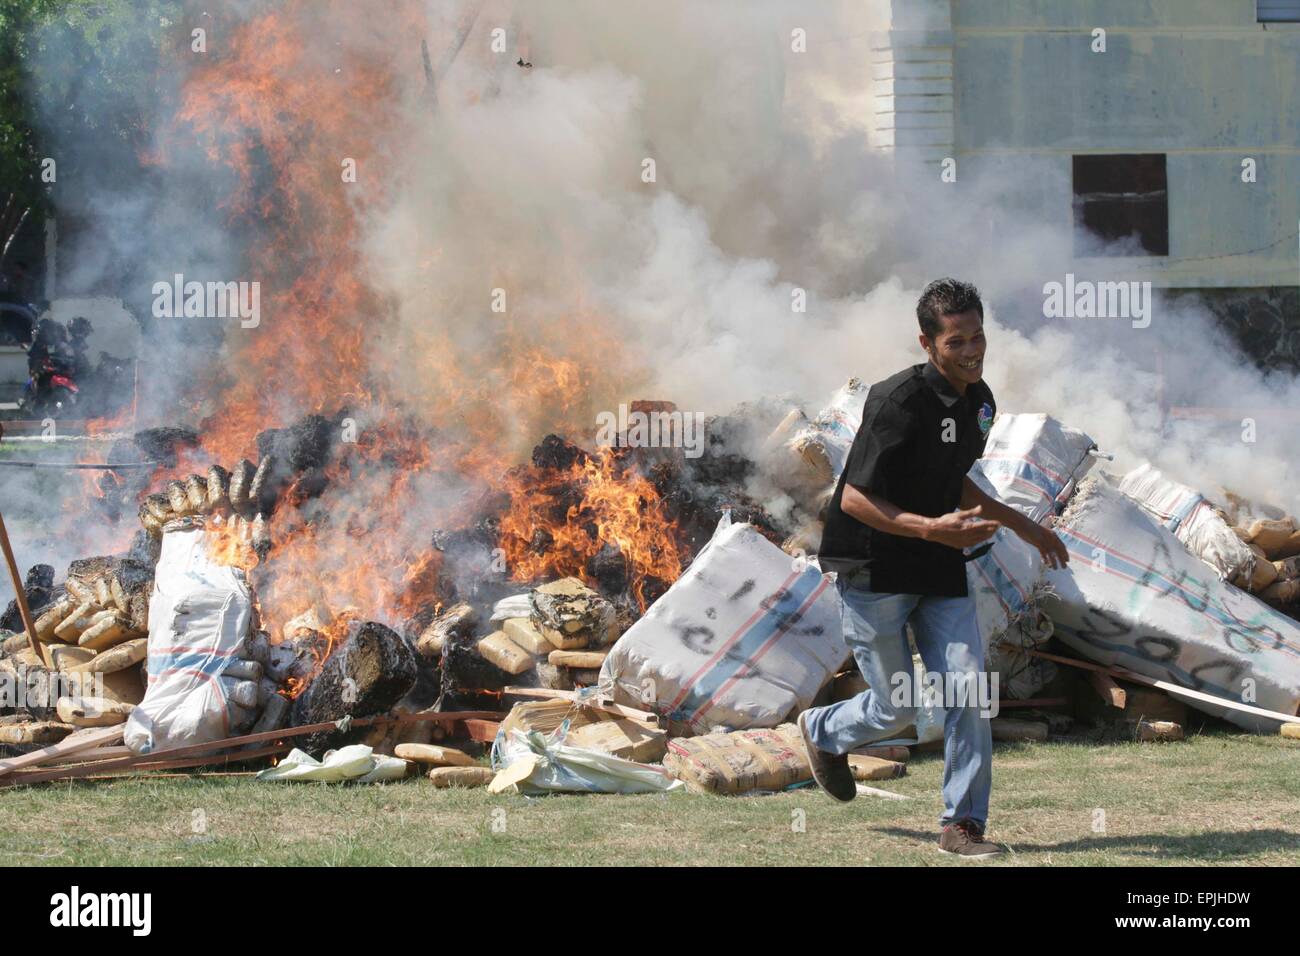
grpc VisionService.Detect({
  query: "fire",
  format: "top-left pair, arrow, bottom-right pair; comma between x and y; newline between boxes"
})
497,448 -> 685,611
202,515 -> 260,572
162,0 -> 414,465
123,0 -> 683,663
279,608 -> 356,699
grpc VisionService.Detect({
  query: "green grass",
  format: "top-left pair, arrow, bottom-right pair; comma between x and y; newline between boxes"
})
3,730 -> 1298,866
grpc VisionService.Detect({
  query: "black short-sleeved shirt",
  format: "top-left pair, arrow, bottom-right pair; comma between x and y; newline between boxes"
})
817,362 -> 996,596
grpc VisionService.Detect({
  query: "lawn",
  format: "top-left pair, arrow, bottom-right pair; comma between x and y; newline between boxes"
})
2,730 -> 1297,866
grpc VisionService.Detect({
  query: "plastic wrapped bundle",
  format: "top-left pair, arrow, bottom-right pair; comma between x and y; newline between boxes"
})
785,378 -> 868,486
964,414 -> 1098,697
1047,474 -> 1300,733
1118,462 -> 1254,582
601,520 -> 848,734
123,525 -> 257,753
662,723 -> 809,794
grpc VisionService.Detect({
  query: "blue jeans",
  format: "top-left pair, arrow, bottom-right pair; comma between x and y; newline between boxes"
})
803,577 -> 993,829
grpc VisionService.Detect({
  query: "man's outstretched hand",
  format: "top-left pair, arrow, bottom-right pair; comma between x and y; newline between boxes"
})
1017,519 -> 1071,570
924,506 -> 1000,550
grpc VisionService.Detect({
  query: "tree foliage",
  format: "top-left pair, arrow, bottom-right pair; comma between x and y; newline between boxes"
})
0,0 -> 183,256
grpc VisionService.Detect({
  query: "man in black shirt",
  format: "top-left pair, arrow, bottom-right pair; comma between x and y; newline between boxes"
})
797,278 -> 1069,859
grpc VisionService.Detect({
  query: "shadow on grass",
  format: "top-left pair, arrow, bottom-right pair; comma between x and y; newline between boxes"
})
873,825 -> 1298,860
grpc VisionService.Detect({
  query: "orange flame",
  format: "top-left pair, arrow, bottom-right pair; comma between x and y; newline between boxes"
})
497,449 -> 684,611
132,1 -> 684,665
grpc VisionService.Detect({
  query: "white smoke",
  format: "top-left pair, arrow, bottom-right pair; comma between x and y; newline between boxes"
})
366,0 -> 1300,514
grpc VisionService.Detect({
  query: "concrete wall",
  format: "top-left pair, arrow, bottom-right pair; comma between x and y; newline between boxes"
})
946,0 -> 1299,287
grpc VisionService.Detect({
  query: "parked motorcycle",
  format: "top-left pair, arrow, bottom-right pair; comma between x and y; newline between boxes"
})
20,347 -> 80,417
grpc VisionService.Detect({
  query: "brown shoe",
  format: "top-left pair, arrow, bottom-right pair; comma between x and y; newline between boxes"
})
938,821 -> 1003,860
797,710 -> 856,802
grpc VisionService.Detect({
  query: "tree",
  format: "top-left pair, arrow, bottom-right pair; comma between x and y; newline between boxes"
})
0,0 -> 57,260
0,0 -> 182,264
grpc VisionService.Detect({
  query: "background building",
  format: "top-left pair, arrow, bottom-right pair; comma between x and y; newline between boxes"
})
868,0 -> 1299,367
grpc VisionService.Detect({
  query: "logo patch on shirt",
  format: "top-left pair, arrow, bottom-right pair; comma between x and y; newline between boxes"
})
977,403 -> 994,437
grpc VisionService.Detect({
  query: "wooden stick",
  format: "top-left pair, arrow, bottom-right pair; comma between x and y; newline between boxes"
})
854,784 -> 910,800
0,725 -> 124,777
41,746 -> 134,766
8,742 -> 294,786
1023,647 -> 1300,725
89,742 -> 292,774
7,712 -> 508,786
1088,671 -> 1127,709
0,709 -> 504,782
0,510 -> 48,667
84,771 -> 261,780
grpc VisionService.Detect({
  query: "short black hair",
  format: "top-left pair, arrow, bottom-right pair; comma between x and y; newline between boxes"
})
917,277 -> 983,339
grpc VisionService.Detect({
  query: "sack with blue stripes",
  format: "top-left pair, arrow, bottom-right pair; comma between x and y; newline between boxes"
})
1048,473 -> 1300,733
599,519 -> 849,736
964,413 -> 1099,699
123,522 -> 260,753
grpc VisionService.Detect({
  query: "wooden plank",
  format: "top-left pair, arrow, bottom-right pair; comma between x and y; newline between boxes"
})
0,725 -> 124,777
462,719 -> 500,744
0,709 -> 505,784
1025,647 -> 1300,725
118,742 -> 293,774
0,510 -> 48,667
855,784 -> 910,800
1088,671 -> 1127,709
41,746 -> 133,766
7,742 -> 293,786
82,771 -> 260,780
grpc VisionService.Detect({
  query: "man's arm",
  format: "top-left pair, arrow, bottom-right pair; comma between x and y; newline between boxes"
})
841,483 -> 1001,551
961,475 -> 1070,568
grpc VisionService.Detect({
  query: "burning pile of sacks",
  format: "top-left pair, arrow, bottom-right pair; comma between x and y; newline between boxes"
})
136,458 -> 276,556
481,399 -> 1300,795
8,381 -> 1300,795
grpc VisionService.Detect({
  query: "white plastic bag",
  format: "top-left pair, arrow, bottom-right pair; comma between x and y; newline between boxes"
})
488,725 -> 683,795
124,526 -> 254,754
489,593 -> 533,622
255,744 -> 409,783
601,520 -> 848,734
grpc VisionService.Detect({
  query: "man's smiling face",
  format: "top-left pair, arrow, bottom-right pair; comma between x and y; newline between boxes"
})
921,308 -> 986,391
